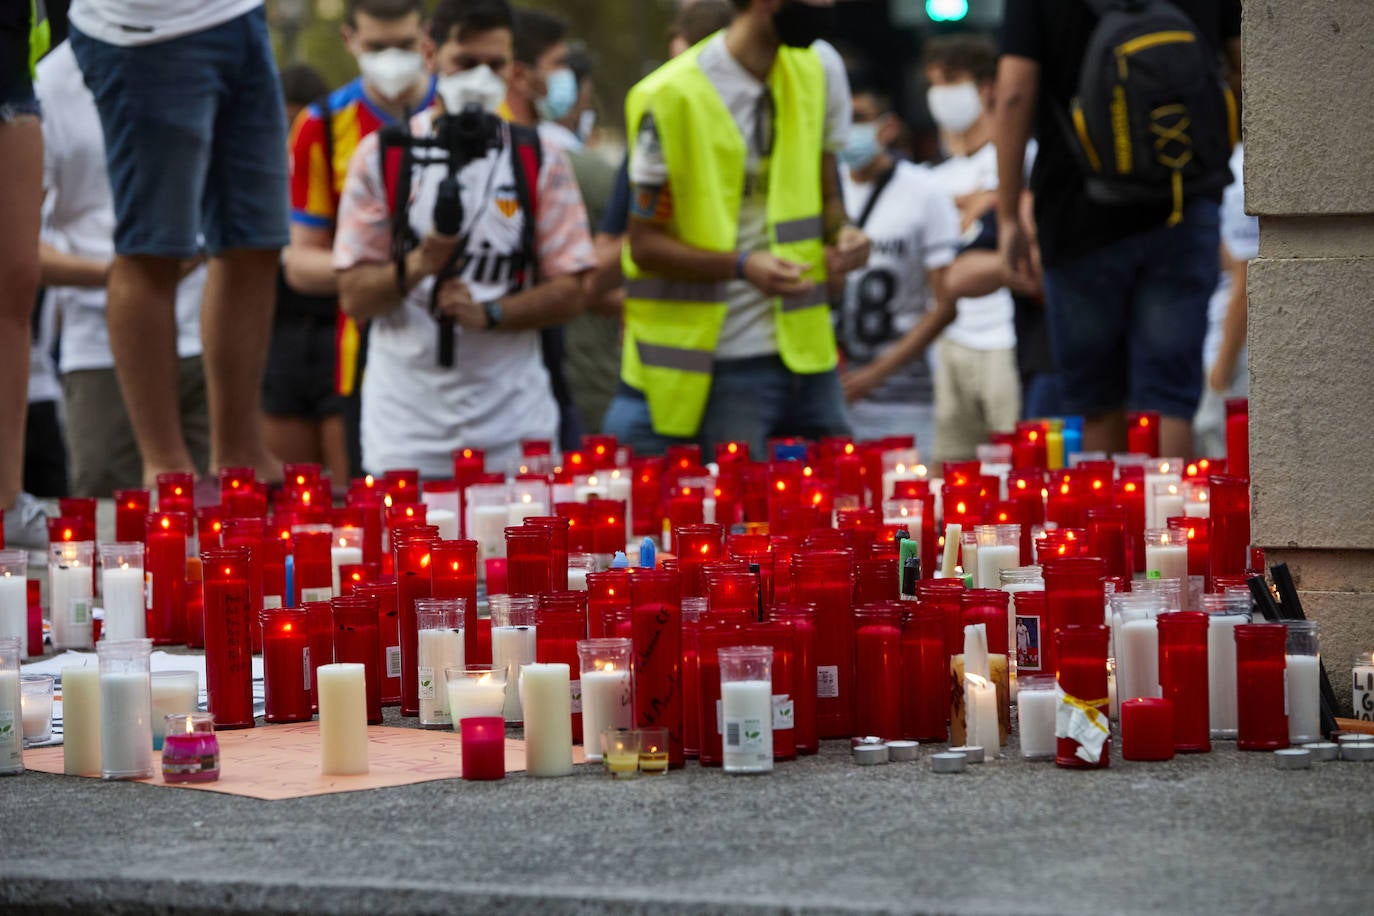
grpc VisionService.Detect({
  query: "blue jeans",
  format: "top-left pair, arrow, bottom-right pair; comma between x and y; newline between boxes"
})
69,7 -> 288,258
1021,371 -> 1065,419
603,355 -> 852,458
1042,199 -> 1220,420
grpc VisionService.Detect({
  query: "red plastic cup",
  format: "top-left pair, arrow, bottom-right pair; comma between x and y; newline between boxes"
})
1157,610 -> 1211,752
1055,624 -> 1110,769
261,607 -> 312,723
1235,623 -> 1289,750
1121,697 -> 1176,761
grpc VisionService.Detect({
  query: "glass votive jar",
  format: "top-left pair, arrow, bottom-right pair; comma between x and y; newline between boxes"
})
601,727 -> 641,779
20,674 -> 54,746
1235,623 -> 1289,750
1285,620 -> 1322,745
161,712 -> 220,783
489,595 -> 537,722
0,638 -> 20,774
1121,697 -> 1176,761
853,606 -> 902,741
638,726 -> 669,775
567,552 -> 597,591
49,540 -> 95,650
975,524 -> 1022,593
719,646 -> 774,774
445,665 -> 509,730
577,638 -> 633,761
1016,674 -> 1057,759
461,716 -> 506,780
1055,624 -> 1110,769
0,551 -> 27,657
98,542 -> 146,642
149,670 -> 199,750
1156,611 -> 1210,752
416,599 -> 465,728
98,638 -> 155,780
261,608 -> 313,724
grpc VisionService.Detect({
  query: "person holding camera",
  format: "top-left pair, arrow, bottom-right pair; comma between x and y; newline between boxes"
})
334,0 -> 595,477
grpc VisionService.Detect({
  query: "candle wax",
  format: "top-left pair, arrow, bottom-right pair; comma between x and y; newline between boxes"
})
491,625 -> 537,722
579,667 -> 632,760
101,566 -> 146,641
61,666 -> 101,775
100,671 -> 154,779
1017,686 -> 1057,758
0,576 -> 29,655
721,679 -> 773,773
318,663 -> 370,775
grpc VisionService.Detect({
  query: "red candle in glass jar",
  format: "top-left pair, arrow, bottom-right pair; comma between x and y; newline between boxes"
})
1055,624 -> 1110,768
384,468 -> 420,504
201,547 -> 255,728
395,536 -> 435,717
705,569 -> 759,622
900,604 -> 948,742
1208,476 -> 1251,583
259,534 -> 287,613
749,620 -> 797,760
524,517 -> 570,592
536,592 -> 587,743
588,498 -> 627,558
156,472 -> 194,515
184,557 -> 204,649
630,569 -> 684,767
675,523 -> 723,599
853,605 -> 902,740
586,568 -> 630,638
696,622 -> 752,766
355,583 -> 400,706
222,519 -> 266,655
146,512 -> 188,646
1011,589 -> 1048,677
218,466 -> 255,505
1086,507 -> 1129,584
1168,516 -> 1211,592
505,526 -> 552,596
791,550 -> 855,738
767,604 -> 817,753
461,716 -> 506,780
432,539 -> 481,664
333,594 -> 383,724
292,525 -> 334,604
1115,472 -> 1148,573
1156,610 -> 1210,752
1127,411 -> 1161,457
196,506 -> 225,552
114,489 -> 150,544
854,557 -> 898,605
1224,398 -> 1248,480
917,577 -> 967,663
1235,623 -> 1289,750
348,492 -> 384,567
1121,697 -> 1176,761
1042,556 -> 1106,674
261,607 -> 312,723
630,457 -> 663,538
304,600 -> 334,713
555,501 -> 592,554
1045,477 -> 1084,529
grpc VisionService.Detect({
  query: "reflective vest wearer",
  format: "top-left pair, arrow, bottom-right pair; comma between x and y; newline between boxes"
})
30,0 -> 50,76
621,38 -> 837,439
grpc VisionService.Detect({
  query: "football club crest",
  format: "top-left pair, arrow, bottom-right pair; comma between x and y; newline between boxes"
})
495,184 -> 519,219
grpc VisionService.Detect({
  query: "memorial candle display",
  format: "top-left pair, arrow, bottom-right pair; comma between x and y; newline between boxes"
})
98,638 -> 155,780
719,646 -> 774,774
49,540 -> 94,650
415,599 -> 464,728
201,547 -> 254,729
1284,621 -> 1322,745
490,595 -> 537,722
578,638 -> 633,761
631,569 -> 684,767
61,664 -> 100,776
334,594 -> 384,725
262,607 -> 312,723
520,663 -> 574,777
318,663 -> 370,775
100,543 -> 146,642
1156,611 -> 1210,752
0,551 -> 28,654
1235,623 -> 1288,750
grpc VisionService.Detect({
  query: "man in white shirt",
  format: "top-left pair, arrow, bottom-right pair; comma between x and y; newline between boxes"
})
37,40 -> 210,498
924,34 -> 1021,462
334,0 -> 595,476
836,80 -> 961,452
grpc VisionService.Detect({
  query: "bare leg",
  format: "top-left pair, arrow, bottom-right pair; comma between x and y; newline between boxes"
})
1083,408 -> 1128,455
1159,415 -> 1195,461
201,248 -> 281,480
319,414 -> 352,489
0,116 -> 42,509
261,415 -> 323,465
106,255 -> 192,486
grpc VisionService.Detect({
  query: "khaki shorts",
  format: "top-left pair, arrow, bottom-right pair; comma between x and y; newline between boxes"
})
61,357 -> 210,497
933,338 -> 1021,464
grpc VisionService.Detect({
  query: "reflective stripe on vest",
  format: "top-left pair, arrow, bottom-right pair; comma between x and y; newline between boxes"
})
624,278 -> 728,304
637,341 -> 714,374
774,215 -> 824,246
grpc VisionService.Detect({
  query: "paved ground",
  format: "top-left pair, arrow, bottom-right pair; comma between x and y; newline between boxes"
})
2,711 -> 1371,915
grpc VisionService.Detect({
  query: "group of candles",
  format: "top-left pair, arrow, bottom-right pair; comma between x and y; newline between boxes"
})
4,403 -> 1370,783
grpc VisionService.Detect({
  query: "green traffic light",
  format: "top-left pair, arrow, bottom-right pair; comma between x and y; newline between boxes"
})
926,0 -> 970,22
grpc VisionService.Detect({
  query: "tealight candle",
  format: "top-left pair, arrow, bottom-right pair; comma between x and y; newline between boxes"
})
601,727 -> 641,779
161,713 -> 220,783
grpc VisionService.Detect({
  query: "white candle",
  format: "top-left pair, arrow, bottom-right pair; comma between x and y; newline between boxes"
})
100,670 -> 153,779
567,567 -> 589,591
1154,484 -> 1185,526
0,575 -> 26,655
1118,617 -> 1162,703
1144,472 -> 1182,529
418,627 -> 464,726
51,564 -> 94,649
0,670 -> 19,773
318,662 -> 369,775
1017,684 -> 1057,758
1285,654 -> 1322,743
101,565 -> 146,641
1144,544 -> 1188,585
469,506 -> 510,561
579,666 -> 632,761
507,498 -> 549,526
62,666 -> 101,776
976,545 -> 1020,597
721,679 -> 774,772
446,673 -> 507,727
962,541 -> 979,586
21,685 -> 52,742
149,671 -> 199,747
941,524 -> 963,578
965,673 -> 999,757
426,508 -> 458,541
520,662 -> 574,777
1354,655 -> 1374,723
491,624 -> 537,722
330,545 -> 363,596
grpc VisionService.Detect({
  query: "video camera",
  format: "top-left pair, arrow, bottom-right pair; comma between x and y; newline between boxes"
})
378,103 -> 504,367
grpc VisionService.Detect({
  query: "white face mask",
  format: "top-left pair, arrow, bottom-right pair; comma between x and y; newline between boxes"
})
926,82 -> 984,134
357,48 -> 425,102
437,64 -> 508,115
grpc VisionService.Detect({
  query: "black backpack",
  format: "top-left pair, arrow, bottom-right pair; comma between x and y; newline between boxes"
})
1063,0 -> 1238,225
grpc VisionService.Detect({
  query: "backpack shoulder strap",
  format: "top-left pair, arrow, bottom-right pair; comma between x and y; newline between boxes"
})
313,92 -> 337,220
508,122 -> 543,287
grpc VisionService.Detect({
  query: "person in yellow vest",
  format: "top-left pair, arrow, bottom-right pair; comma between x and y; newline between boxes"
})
601,0 -> 870,459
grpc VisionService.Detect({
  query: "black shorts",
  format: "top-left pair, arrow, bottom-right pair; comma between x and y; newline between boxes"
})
262,317 -> 344,420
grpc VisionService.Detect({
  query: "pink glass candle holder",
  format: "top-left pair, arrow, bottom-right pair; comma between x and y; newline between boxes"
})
1157,610 -> 1211,752
161,713 -> 220,783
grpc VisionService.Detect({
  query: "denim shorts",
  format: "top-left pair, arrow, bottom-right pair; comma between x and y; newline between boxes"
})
1,4 -> 39,121
68,7 -> 289,258
1042,198 -> 1220,420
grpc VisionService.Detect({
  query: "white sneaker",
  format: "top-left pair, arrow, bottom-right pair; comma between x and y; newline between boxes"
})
3,492 -> 50,551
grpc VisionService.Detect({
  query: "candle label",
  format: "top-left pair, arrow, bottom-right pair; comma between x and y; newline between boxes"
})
263,595 -> 283,610
163,754 -> 218,775
816,665 -> 839,699
301,586 -> 332,603
569,680 -> 582,714
724,716 -> 764,750
1355,668 -> 1374,722
145,573 -> 153,610
418,666 -> 436,700
71,598 -> 90,626
302,648 -> 312,691
0,710 -> 14,743
1015,613 -> 1042,672
771,695 -> 794,730
386,646 -> 402,679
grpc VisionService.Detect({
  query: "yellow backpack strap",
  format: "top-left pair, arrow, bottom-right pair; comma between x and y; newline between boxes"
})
29,0 -> 50,77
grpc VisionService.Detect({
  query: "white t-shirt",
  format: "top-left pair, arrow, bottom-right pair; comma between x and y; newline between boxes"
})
838,161 -> 961,405
334,112 -> 595,477
1204,144 -> 1257,370
929,142 -> 1016,351
69,0 -> 261,46
630,35 -> 849,360
537,121 -> 583,152
37,41 -> 203,375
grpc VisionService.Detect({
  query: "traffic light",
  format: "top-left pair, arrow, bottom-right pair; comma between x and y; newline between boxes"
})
925,0 -> 969,22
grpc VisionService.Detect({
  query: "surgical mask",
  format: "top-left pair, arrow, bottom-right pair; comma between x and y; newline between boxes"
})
838,122 -> 881,170
772,0 -> 835,48
926,82 -> 983,133
437,64 -> 508,114
536,67 -> 578,122
357,48 -> 425,101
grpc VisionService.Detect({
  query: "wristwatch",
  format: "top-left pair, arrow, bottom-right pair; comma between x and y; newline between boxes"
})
483,299 -> 503,329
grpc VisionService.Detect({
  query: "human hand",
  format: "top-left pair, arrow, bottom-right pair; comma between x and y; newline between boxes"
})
434,277 -> 486,330
841,363 -> 887,403
826,225 -> 871,277
743,252 -> 814,298
410,230 -> 461,281
998,218 -> 1037,293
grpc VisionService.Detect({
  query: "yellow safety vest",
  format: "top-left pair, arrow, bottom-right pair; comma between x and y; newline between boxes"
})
30,0 -> 50,76
621,39 -> 837,439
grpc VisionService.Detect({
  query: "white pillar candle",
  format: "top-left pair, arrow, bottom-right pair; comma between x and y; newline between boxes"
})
507,499 -> 549,526
51,564 -> 94,650
0,576 -> 26,655
0,670 -> 19,773
469,506 -> 510,561
100,671 -> 153,779
520,662 -> 574,777
101,566 -> 146,642
318,662 -> 369,775
940,524 -> 963,578
1017,684 -> 1057,758
965,673 -> 999,757
579,666 -> 632,761
976,546 -> 1021,598
149,671 -> 199,747
491,624 -> 537,722
721,678 -> 774,772
963,541 -> 979,586
1285,654 -> 1322,744
1207,614 -> 1244,737
1144,544 -> 1188,584
446,674 -> 508,727
330,546 -> 364,596
418,628 -> 464,727
62,666 -> 101,776
426,509 -> 458,541
1118,617 -> 1162,703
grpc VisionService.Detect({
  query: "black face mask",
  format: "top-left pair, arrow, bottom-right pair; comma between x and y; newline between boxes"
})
772,0 -> 835,48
